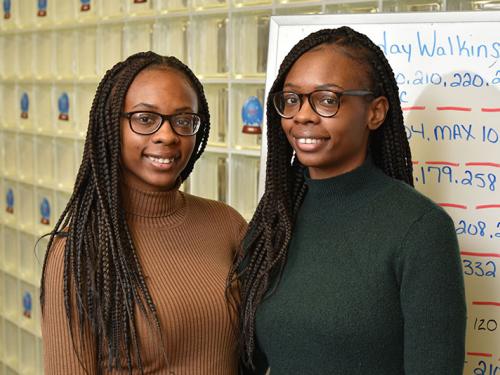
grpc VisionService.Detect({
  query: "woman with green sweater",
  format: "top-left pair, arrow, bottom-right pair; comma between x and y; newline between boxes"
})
230,27 -> 466,375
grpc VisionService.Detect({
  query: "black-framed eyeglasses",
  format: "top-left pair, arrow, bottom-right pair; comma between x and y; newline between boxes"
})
272,89 -> 375,119
122,111 -> 202,136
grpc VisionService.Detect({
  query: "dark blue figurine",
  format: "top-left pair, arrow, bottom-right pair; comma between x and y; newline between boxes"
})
6,188 -> 14,214
40,197 -> 50,225
58,92 -> 69,121
37,0 -> 47,17
20,92 -> 29,119
3,0 -> 11,19
23,292 -> 32,318
80,0 -> 91,11
241,96 -> 263,134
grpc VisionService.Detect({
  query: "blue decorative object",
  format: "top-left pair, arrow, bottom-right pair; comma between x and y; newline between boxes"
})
58,92 -> 69,121
23,292 -> 32,318
40,197 -> 50,225
241,96 -> 263,134
3,0 -> 11,19
20,92 -> 29,119
6,188 -> 14,214
80,0 -> 91,11
37,0 -> 47,17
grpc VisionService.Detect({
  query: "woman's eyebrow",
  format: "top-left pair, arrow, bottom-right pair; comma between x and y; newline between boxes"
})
282,82 -> 344,90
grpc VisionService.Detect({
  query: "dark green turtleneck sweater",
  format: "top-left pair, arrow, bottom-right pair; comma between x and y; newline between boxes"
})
254,160 -> 466,375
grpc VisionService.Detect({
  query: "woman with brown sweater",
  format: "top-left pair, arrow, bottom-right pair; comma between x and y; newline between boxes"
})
41,52 -> 246,374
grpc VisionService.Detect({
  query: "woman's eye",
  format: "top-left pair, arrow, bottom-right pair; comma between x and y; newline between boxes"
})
175,119 -> 190,127
137,114 -> 155,125
319,96 -> 338,106
284,96 -> 299,105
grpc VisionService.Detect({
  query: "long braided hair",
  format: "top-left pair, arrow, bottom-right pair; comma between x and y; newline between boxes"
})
40,51 -> 210,373
228,26 -> 413,367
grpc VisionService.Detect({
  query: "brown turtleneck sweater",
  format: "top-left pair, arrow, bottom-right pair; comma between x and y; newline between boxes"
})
41,183 -> 247,374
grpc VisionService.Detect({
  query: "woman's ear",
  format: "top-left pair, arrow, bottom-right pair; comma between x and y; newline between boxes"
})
367,96 -> 389,130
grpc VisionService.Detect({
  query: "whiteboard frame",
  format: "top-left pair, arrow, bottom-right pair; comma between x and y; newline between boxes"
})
259,11 -> 500,196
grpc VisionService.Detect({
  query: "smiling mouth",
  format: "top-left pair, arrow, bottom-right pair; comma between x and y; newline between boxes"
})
146,155 -> 175,164
295,137 -> 328,144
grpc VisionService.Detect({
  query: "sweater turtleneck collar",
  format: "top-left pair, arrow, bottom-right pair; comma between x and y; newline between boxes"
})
121,180 -> 187,228
303,157 -> 389,209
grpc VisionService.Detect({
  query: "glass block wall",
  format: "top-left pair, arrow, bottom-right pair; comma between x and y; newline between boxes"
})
0,0 -> 497,374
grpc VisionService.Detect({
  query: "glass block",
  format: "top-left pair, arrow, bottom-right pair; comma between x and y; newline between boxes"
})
53,0 -> 77,24
34,31 -> 55,79
17,33 -> 34,79
0,317 -> 3,363
18,183 -> 35,232
397,0 -> 443,11
18,134 -> 35,183
76,139 -> 85,166
0,224 -> 3,268
192,16 -> 228,78
100,0 -> 123,17
34,237 -> 48,284
1,0 -> 17,29
55,191 -> 71,222
193,0 -> 227,10
19,330 -> 37,374
3,131 -> 18,177
35,188 -> 55,236
4,321 -> 19,370
459,0 -> 500,9
156,0 -> 188,12
54,85 -> 76,136
205,85 -> 227,145
190,153 -> 227,201
126,0 -> 155,14
152,18 -> 189,64
3,227 -> 19,273
34,136 -> 55,186
232,84 -> 264,149
0,37 -> 4,77
76,84 -> 97,137
2,35 -> 17,78
231,155 -> 259,220
98,24 -> 123,75
326,1 -> 380,13
77,0 -> 99,19
2,181 -> 17,226
18,0 -> 36,28
34,84 -> 53,134
232,13 -> 270,78
36,336 -> 44,374
55,139 -> 76,190
20,232 -> 36,281
55,30 -> 76,80
19,282 -> 36,332
34,0 -> 54,27
76,28 -> 98,79
2,84 -> 16,128
233,0 -> 270,9
17,85 -> 34,130
123,22 -> 153,58
4,275 -> 19,319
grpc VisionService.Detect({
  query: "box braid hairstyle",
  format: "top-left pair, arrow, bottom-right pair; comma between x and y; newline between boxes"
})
228,26 -> 413,368
40,51 -> 210,374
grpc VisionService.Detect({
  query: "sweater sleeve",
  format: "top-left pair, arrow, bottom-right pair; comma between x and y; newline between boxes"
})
396,207 -> 466,375
41,236 -> 98,374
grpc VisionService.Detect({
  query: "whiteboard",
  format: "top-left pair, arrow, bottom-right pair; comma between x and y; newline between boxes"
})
260,12 -> 500,374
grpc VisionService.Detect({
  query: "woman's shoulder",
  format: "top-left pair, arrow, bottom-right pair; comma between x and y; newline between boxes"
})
182,192 -> 248,235
381,176 -> 450,221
